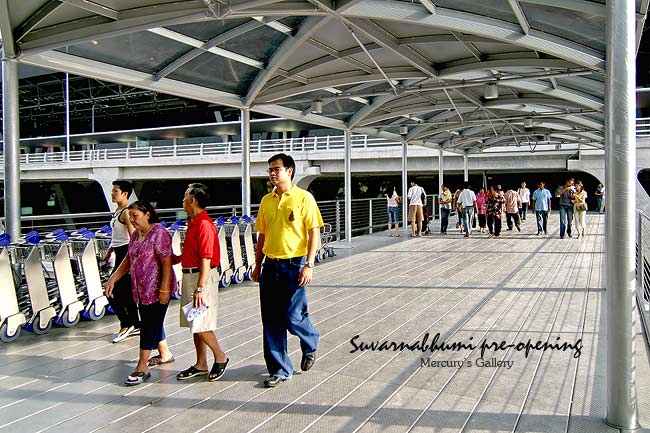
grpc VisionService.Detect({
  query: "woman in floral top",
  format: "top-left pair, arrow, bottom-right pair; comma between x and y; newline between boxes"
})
486,186 -> 506,238
475,188 -> 489,233
106,201 -> 176,386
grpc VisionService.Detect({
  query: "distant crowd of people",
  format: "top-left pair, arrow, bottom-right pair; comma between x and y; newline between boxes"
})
385,179 -> 605,239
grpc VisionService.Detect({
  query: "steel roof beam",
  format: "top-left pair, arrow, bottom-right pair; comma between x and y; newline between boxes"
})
507,0 -> 530,35
18,2 -> 210,55
61,0 -> 119,20
450,31 -> 482,61
14,0 -> 63,42
0,0 -> 16,57
245,16 -> 330,106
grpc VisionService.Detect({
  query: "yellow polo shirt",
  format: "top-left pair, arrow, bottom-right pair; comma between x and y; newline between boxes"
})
255,185 -> 324,259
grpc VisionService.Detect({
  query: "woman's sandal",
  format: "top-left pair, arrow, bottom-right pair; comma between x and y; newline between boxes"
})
176,365 -> 208,380
147,354 -> 176,367
209,358 -> 229,382
125,371 -> 151,386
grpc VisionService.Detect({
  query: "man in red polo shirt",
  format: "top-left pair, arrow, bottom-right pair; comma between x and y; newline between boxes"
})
173,183 -> 229,382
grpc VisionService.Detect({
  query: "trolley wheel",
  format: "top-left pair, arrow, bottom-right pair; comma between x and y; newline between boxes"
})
0,322 -> 21,343
106,305 -> 115,314
219,273 -> 231,288
61,310 -> 81,328
33,316 -> 53,335
328,248 -> 336,257
171,285 -> 182,300
232,270 -> 245,284
315,252 -> 322,263
83,304 -> 106,321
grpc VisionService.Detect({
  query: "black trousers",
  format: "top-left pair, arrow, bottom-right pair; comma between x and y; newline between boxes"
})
107,245 -> 140,329
519,202 -> 529,220
487,214 -> 502,237
506,212 -> 521,231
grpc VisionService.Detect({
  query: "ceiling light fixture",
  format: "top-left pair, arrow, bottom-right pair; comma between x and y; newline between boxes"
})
310,100 -> 323,114
484,83 -> 498,100
524,117 -> 534,128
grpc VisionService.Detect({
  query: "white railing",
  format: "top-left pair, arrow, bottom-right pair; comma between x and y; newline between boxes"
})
636,117 -> 650,137
637,211 -> 650,341
3,195 -> 438,240
16,134 -> 404,165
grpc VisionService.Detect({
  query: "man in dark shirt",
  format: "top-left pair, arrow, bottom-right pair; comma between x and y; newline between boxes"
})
556,179 -> 575,239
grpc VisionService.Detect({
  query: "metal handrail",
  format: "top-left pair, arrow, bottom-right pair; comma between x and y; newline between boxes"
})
636,211 -> 650,339
15,134 -> 405,165
0,195 -> 438,239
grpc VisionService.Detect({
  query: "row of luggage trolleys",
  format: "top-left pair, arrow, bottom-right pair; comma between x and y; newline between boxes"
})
0,215 -> 261,343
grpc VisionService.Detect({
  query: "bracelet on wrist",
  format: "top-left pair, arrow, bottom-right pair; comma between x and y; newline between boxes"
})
159,290 -> 171,293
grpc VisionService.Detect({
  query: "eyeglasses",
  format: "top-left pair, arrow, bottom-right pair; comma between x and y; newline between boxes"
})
267,167 -> 284,174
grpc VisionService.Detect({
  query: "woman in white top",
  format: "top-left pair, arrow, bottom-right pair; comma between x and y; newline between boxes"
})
572,181 -> 588,239
385,187 -> 401,237
517,182 -> 530,221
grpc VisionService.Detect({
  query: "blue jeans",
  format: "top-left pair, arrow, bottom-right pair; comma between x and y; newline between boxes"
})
462,206 -> 475,235
387,207 -> 399,225
259,256 -> 320,379
559,205 -> 573,237
440,207 -> 450,233
596,197 -> 603,213
535,210 -> 548,234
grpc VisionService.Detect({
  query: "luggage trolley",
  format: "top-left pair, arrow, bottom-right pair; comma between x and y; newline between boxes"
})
215,217 -> 234,288
40,230 -> 85,327
10,232 -> 58,334
0,234 -> 26,342
224,217 -> 247,284
316,223 -> 336,262
165,220 -> 184,299
68,228 -> 109,320
239,215 -> 256,280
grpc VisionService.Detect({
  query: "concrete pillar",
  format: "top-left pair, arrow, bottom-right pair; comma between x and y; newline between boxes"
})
241,108 -> 251,217
344,130 -> 352,243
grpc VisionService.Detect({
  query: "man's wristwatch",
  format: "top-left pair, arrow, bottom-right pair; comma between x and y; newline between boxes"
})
195,287 -> 204,293
306,261 -> 315,268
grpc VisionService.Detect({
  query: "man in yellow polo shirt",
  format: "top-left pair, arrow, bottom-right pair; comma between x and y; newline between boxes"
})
252,153 -> 323,388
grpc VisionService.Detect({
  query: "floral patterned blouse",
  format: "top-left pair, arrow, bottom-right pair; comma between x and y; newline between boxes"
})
476,193 -> 488,215
486,194 -> 506,218
127,223 -> 176,305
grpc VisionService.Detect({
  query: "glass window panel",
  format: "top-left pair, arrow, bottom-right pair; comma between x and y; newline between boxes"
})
167,18 -> 252,41
168,52 -> 259,95
395,0 -> 519,25
62,31 -> 190,74
521,3 -> 605,52
222,26 -> 288,62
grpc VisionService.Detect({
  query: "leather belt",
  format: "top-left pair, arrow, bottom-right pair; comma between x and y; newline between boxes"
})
182,266 -> 216,274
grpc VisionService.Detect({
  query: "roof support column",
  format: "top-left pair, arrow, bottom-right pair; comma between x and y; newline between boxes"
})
241,108 -> 251,217
344,130 -> 352,244
65,73 -> 71,160
438,149 -> 444,214
2,55 -> 22,240
402,139 -> 408,236
605,0 -> 639,430
463,151 -> 469,182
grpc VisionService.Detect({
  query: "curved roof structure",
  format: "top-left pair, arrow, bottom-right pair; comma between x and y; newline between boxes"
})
0,0 -> 647,153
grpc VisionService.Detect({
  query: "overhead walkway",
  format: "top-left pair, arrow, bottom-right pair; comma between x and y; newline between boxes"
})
0,213 -> 647,433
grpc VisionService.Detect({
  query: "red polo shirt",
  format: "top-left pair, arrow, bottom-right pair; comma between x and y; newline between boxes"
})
181,210 -> 220,268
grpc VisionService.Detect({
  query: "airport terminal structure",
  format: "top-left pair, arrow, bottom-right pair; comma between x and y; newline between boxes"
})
1,0 -> 650,431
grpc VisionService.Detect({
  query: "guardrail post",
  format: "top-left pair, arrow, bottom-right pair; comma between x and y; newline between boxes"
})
364,135 -> 368,147
104,149 -> 107,160
326,135 -> 330,149
149,146 -> 153,158
335,200 -> 341,241
369,199 -> 373,234
200,143 -> 204,156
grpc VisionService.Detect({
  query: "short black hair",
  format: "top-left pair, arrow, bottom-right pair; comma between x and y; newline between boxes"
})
186,183 -> 210,208
112,180 -> 133,198
127,200 -> 159,223
268,153 -> 296,180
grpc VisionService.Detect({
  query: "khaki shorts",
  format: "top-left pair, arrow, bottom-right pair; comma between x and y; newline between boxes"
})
179,268 -> 219,333
408,205 -> 423,222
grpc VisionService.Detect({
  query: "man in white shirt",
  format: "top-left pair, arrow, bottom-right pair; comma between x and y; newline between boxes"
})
517,182 -> 530,222
457,184 -> 478,237
407,180 -> 426,237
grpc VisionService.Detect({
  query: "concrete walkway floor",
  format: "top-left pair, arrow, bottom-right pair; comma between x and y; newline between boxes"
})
1,213 -> 649,433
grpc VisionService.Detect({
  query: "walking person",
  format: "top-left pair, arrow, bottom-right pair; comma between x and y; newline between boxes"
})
104,180 -> 140,343
407,180 -> 426,237
572,181 -> 588,238
457,183 -> 477,238
595,183 -> 605,213
438,185 -> 452,234
174,183 -> 229,382
105,201 -> 175,386
475,187 -> 488,233
486,186 -> 505,238
385,186 -> 401,237
452,186 -> 464,233
517,182 -> 530,221
252,153 -> 323,388
531,181 -> 552,235
504,187 -> 522,232
556,179 -> 575,239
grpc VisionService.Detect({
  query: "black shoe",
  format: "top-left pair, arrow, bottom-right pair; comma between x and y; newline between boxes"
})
301,352 -> 316,371
567,233 -> 572,238
536,231 -> 541,235
264,375 -> 287,388
464,234 -> 469,238
544,230 -> 547,235
209,358 -> 229,382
